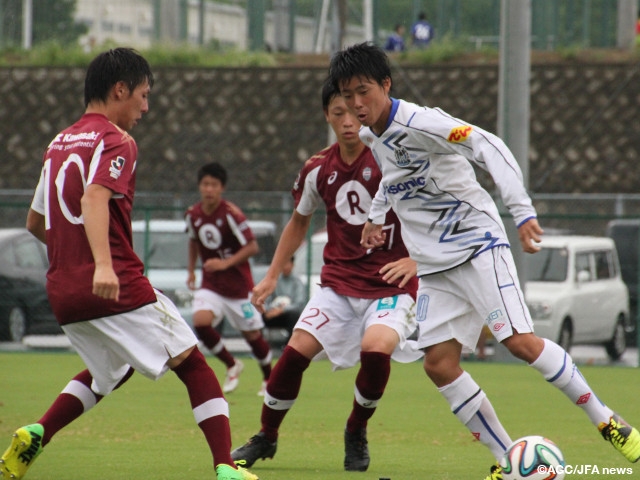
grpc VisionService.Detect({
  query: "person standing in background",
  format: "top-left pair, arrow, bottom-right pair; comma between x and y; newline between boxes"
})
186,162 -> 273,396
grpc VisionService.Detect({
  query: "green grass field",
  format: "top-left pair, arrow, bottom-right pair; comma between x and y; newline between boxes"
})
1,351 -> 638,479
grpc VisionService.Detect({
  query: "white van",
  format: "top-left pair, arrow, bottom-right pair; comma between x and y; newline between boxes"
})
131,218 -> 277,324
525,235 -> 629,360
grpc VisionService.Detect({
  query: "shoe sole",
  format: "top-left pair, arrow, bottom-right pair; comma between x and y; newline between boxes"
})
0,429 -> 41,479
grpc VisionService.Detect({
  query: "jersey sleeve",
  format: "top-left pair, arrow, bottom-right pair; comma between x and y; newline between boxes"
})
225,203 -> 255,245
30,167 -> 46,215
185,209 -> 197,240
415,107 -> 537,227
86,130 -> 137,196
292,162 -> 322,216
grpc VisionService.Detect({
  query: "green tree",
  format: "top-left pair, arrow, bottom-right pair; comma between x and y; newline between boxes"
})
1,0 -> 87,47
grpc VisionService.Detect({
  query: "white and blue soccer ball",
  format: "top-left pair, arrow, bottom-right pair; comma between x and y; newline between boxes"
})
500,435 -> 565,480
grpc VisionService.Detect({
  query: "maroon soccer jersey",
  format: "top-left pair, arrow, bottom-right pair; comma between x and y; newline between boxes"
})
185,200 -> 255,298
293,143 -> 417,299
34,113 -> 156,324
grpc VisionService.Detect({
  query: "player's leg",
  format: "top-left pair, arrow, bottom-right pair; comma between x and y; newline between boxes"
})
241,329 -> 273,395
489,245 -> 640,464
227,298 -> 272,395
504,332 -> 640,463
0,322 -> 136,480
192,290 -> 241,393
231,329 -> 322,467
416,266 -> 513,479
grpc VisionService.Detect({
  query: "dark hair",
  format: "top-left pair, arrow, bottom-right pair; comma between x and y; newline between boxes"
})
197,162 -> 227,185
321,77 -> 341,111
328,42 -> 392,92
84,48 -> 154,107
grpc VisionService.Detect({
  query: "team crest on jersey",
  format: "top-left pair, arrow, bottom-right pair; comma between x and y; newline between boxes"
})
394,146 -> 411,167
447,126 -> 472,143
362,167 -> 372,181
109,156 -> 125,179
376,296 -> 398,310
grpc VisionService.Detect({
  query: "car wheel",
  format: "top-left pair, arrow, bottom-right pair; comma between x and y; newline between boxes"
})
557,318 -> 572,353
604,316 -> 626,361
8,307 -> 28,342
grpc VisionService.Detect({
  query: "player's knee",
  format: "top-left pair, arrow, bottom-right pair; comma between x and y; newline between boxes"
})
502,332 -> 544,363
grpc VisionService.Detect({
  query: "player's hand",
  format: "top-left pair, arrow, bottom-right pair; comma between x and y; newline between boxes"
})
203,258 -> 228,272
252,276 -> 278,313
518,218 -> 544,254
92,264 -> 120,301
186,271 -> 197,290
361,221 -> 386,249
380,257 -> 417,288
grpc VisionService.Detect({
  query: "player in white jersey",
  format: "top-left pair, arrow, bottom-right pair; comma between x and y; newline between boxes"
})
0,49 -> 257,480
186,162 -> 273,395
328,42 -> 640,479
231,80 -> 420,472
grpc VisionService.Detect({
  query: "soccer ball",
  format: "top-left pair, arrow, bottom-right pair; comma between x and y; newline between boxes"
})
500,435 -> 566,480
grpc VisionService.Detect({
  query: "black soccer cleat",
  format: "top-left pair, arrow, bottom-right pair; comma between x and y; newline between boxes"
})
231,432 -> 277,468
344,427 -> 370,472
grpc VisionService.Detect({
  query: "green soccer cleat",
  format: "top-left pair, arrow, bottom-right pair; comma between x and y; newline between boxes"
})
599,414 -> 640,463
0,424 -> 44,480
215,463 -> 259,480
483,463 -> 503,480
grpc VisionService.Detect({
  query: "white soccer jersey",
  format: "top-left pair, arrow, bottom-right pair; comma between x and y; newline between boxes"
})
361,98 -> 537,276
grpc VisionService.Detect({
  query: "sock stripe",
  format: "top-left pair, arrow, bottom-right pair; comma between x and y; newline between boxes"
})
476,410 -> 509,451
193,398 -> 229,424
263,391 -> 296,410
453,388 -> 482,415
354,386 -> 379,409
547,352 -> 568,383
61,379 -> 97,412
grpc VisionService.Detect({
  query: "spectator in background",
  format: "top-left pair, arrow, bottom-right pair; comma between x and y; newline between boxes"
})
384,24 -> 406,52
262,255 -> 306,340
411,12 -> 433,48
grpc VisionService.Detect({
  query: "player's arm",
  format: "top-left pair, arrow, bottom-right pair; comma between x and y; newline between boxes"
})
187,239 -> 199,289
203,239 -> 258,272
81,183 -> 120,301
26,209 -> 46,244
362,181 -> 390,249
252,210 -> 311,312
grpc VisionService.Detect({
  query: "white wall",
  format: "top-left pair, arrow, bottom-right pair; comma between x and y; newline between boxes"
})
75,0 -> 365,53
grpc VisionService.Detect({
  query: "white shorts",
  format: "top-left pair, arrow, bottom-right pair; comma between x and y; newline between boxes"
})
415,246 -> 534,353
192,289 -> 264,332
62,290 -> 198,396
295,287 -> 420,371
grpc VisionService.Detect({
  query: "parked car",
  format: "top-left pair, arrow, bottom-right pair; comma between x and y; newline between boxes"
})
606,219 -> 639,345
525,235 -> 629,360
131,218 -> 277,325
292,229 -> 327,299
0,228 -> 61,342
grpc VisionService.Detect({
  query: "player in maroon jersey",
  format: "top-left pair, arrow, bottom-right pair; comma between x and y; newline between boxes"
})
186,162 -> 273,395
0,49 -> 258,480
231,80 -> 420,472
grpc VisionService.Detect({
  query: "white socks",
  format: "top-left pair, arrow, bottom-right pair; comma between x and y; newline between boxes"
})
439,371 -> 512,460
529,338 -> 613,427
